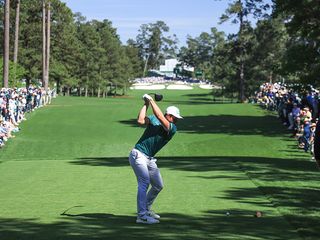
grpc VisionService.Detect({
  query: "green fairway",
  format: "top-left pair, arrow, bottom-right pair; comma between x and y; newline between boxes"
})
0,89 -> 319,240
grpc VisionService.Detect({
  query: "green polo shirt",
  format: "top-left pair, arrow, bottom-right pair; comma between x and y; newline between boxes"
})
135,115 -> 177,157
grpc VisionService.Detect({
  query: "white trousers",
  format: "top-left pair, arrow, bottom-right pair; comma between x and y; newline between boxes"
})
129,148 -> 163,217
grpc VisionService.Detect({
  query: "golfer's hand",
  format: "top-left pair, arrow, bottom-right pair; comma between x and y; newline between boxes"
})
142,94 -> 153,102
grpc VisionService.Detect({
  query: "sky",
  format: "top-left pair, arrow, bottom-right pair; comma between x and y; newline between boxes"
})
61,0 -> 239,46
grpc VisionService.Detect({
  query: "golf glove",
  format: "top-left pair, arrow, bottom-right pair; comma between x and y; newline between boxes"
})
142,94 -> 153,101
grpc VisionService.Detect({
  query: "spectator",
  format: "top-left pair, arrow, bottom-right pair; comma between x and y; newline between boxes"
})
312,91 -> 319,120
288,103 -> 300,130
255,82 -> 320,167
310,122 -> 316,157
0,86 -> 54,149
300,119 -> 311,152
314,120 -> 320,168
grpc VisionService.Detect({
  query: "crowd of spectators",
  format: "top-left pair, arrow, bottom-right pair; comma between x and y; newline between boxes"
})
133,77 -> 168,84
0,86 -> 55,148
132,76 -> 210,85
254,82 -> 319,162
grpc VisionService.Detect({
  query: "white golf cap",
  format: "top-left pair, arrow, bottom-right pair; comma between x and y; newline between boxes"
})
165,106 -> 183,119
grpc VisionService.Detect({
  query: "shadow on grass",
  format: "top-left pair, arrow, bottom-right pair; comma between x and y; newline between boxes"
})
163,99 -> 237,105
71,156 -> 316,173
160,92 -> 235,105
182,93 -> 213,98
120,114 -> 286,136
70,155 -> 320,239
162,99 -> 218,105
218,186 -> 320,239
0,210 -> 301,240
172,93 -> 238,104
72,156 -> 320,185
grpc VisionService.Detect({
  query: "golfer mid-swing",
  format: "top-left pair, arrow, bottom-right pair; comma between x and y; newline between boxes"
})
129,94 -> 183,224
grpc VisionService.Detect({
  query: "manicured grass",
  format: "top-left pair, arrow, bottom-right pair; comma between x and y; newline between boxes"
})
0,88 -> 319,240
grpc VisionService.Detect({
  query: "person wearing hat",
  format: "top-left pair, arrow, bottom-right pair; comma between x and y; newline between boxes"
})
299,119 -> 312,152
129,94 -> 183,224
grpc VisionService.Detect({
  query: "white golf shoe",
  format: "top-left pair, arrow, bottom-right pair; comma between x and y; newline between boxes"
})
147,210 -> 160,219
136,215 -> 159,224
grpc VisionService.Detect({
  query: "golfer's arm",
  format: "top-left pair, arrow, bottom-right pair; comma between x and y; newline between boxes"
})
137,104 -> 150,125
149,100 -> 170,131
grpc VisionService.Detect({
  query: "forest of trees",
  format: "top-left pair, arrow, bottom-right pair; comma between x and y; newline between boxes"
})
0,0 -> 319,100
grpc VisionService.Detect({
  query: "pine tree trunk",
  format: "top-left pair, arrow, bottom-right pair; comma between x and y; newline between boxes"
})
143,54 -> 150,77
3,0 -> 10,88
239,63 -> 245,102
85,87 -> 88,97
13,0 -> 21,86
45,1 -> 51,91
42,0 -> 46,88
238,0 -> 245,103
269,71 -> 273,83
97,87 -> 101,98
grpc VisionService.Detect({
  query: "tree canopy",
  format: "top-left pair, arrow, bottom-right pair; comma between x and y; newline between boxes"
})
1,0 -> 319,99
0,0 -> 144,96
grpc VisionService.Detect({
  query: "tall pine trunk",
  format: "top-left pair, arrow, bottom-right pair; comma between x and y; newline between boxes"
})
42,0 -> 46,88
42,0 -> 51,91
13,0 -> 21,86
45,1 -> 51,91
238,0 -> 245,103
3,0 -> 10,88
269,71 -> 273,83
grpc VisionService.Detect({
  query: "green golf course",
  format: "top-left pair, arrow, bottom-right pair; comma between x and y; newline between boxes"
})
0,88 -> 319,240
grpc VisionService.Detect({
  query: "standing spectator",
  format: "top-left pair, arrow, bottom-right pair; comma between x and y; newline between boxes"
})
288,103 -> 300,130
283,97 -> 294,126
312,92 -> 319,120
314,120 -> 320,168
306,91 -> 313,111
310,122 -> 316,157
26,90 -> 33,113
8,97 -> 18,126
